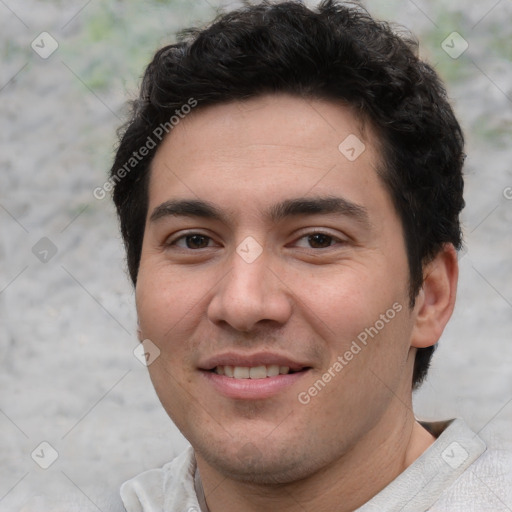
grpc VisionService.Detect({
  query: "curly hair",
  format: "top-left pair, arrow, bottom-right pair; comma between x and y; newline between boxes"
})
110,0 -> 465,389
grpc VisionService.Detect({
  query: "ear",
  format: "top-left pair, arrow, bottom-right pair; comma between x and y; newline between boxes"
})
410,244 -> 459,349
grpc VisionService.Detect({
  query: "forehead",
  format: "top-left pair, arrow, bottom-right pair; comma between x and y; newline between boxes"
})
148,94 -> 387,217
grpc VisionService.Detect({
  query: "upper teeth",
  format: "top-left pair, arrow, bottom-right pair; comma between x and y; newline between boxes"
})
215,365 -> 290,379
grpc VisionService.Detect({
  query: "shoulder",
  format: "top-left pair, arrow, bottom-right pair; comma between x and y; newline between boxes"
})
120,446 -> 197,512
430,448 -> 512,511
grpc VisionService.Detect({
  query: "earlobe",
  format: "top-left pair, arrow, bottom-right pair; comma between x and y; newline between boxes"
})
410,244 -> 459,349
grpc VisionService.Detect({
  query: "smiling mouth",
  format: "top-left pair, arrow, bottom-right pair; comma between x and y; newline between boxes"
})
211,365 -> 308,379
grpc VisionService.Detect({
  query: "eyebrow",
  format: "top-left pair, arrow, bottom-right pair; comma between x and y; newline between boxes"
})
149,196 -> 370,227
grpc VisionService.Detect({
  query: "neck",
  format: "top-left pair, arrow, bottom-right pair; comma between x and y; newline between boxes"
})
196,409 -> 435,512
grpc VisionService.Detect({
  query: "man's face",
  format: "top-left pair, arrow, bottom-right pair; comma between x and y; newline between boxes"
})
136,94 -> 419,483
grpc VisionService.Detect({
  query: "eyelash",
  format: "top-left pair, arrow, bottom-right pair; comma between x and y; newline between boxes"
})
166,230 -> 346,250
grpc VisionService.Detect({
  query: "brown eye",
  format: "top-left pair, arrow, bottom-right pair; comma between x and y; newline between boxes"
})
307,233 -> 334,248
184,234 -> 211,249
169,233 -> 213,249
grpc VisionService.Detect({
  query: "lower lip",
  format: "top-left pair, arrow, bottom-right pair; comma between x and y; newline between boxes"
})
201,370 -> 309,400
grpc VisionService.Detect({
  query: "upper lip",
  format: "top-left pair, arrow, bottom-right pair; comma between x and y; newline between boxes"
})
199,352 -> 310,372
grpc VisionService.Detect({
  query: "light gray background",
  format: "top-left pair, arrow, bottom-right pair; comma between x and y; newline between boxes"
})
1,0 -> 511,509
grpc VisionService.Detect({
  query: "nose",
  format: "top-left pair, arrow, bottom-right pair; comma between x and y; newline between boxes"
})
207,247 -> 293,332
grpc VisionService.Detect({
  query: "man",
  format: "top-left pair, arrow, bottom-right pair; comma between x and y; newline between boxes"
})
109,1 -> 511,510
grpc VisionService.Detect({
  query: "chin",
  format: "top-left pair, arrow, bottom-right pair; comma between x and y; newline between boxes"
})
196,438 -> 327,485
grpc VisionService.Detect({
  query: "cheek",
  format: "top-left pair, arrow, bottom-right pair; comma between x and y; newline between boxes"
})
292,261 -> 413,392
146,357 -> 194,435
135,261 -> 200,338
136,267 -> 199,419
293,262 -> 405,340
135,262 -> 208,390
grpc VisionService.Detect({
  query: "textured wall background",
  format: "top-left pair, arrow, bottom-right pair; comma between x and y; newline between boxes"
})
1,0 -> 511,509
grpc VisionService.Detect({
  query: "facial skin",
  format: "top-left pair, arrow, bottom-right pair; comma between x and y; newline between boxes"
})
135,94 -> 458,512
